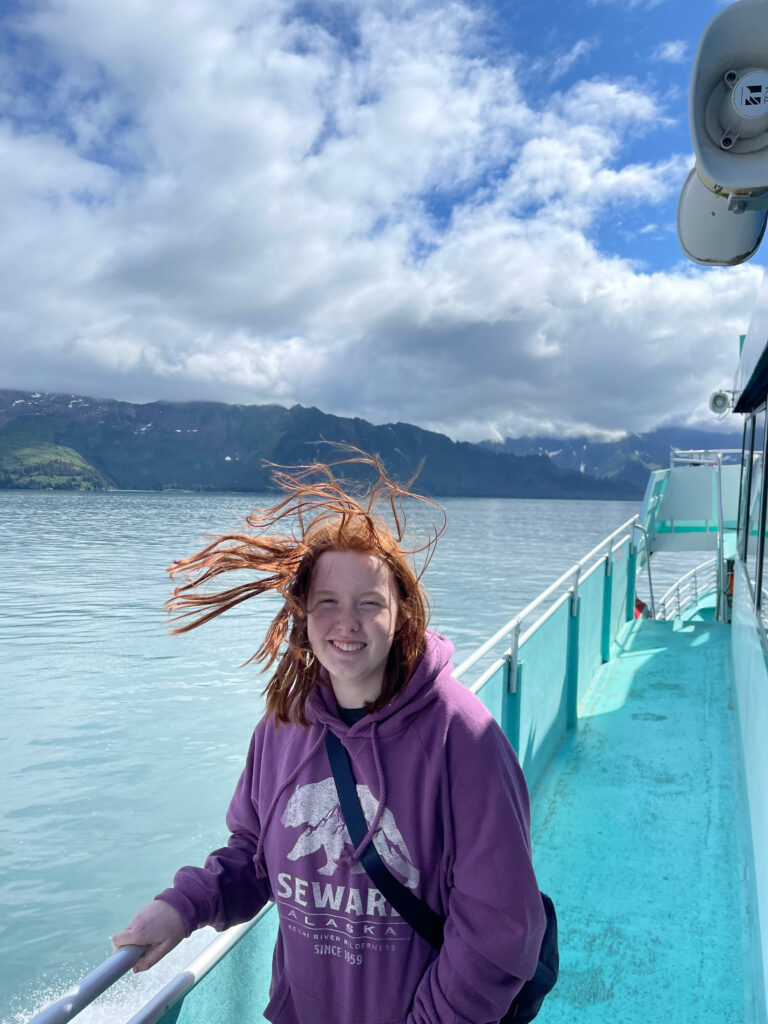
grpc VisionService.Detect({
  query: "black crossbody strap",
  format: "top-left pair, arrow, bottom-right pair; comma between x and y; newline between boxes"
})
324,730 -> 445,951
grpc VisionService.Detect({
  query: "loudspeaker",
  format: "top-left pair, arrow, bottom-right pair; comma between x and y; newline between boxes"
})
709,391 -> 732,415
677,0 -> 768,265
690,0 -> 768,196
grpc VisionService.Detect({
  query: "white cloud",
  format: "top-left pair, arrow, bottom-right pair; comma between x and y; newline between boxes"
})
652,40 -> 688,63
531,38 -> 598,84
0,0 -> 756,442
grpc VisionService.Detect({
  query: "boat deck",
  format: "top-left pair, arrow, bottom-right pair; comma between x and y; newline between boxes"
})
531,616 -> 753,1024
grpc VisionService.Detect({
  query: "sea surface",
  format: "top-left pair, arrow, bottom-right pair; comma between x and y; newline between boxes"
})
0,491 -> 701,1022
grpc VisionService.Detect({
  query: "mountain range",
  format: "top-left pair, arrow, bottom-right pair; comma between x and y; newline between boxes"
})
480,426 -> 743,489
0,389 -> 741,499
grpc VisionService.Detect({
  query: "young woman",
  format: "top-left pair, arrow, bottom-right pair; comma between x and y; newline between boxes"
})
112,454 -> 546,1024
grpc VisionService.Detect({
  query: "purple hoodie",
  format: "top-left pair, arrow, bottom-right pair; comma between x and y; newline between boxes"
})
158,630 -> 546,1024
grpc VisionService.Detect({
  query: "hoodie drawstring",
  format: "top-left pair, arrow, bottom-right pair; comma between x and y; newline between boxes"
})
349,721 -> 387,863
252,723 -> 329,878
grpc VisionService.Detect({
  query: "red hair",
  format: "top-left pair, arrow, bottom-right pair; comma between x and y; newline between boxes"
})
166,450 -> 445,724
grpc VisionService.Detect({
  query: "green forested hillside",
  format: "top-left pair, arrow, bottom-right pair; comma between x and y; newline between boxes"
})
0,416 -> 110,490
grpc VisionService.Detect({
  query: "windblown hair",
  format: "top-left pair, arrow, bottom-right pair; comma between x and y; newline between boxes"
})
166,449 -> 445,724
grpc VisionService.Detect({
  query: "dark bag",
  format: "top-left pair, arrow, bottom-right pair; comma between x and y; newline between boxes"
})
325,731 -> 558,1024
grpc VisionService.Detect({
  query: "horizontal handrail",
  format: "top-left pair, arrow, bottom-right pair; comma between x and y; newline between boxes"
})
454,615 -> 524,681
576,516 -> 636,569
27,946 -> 146,1024
671,449 -> 741,455
519,589 -> 572,648
658,558 -> 716,604
125,907 -> 272,1024
670,448 -> 741,466
26,905 -> 274,1024
657,558 -> 717,620
469,655 -> 507,695
455,515 -> 637,680
579,554 -> 608,586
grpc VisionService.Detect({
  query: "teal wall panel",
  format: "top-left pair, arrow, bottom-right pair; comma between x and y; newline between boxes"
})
577,567 -> 604,703
518,600 -> 569,790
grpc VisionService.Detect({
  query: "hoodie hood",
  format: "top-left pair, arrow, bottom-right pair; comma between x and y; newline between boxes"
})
305,629 -> 455,738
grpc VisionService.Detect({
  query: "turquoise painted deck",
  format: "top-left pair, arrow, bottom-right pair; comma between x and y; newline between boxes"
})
531,616 -> 750,1023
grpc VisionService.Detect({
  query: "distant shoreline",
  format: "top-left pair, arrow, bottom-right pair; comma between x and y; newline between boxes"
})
0,486 -> 640,502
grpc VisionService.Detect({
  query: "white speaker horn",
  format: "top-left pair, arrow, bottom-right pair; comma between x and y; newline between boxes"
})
709,390 -> 732,415
690,0 -> 768,197
678,166 -> 767,265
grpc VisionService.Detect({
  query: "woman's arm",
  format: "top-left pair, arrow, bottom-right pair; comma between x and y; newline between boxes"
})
154,825 -> 271,934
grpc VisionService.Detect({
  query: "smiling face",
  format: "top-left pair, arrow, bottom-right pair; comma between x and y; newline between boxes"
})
306,549 -> 400,709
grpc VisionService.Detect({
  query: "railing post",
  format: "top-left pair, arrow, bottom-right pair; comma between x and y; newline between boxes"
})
626,542 -> 637,622
567,581 -> 580,729
601,553 -> 613,662
504,624 -> 522,754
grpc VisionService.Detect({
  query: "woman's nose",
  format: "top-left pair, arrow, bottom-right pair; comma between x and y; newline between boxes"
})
336,605 -> 360,630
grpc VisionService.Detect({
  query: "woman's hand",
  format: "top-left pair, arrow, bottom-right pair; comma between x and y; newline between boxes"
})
111,899 -> 187,972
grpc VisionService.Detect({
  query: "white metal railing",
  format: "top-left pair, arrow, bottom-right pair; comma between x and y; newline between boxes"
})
455,515 -> 639,694
670,448 -> 741,466
25,946 -> 144,1024
26,909 -> 270,1024
666,449 -> 735,620
123,914 -> 268,1024
656,558 -> 718,621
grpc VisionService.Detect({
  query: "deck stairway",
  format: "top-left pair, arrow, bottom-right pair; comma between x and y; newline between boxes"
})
532,615 -> 754,1024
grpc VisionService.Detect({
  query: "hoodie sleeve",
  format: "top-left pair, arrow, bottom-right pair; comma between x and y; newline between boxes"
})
155,726 -> 272,935
407,714 -> 546,1024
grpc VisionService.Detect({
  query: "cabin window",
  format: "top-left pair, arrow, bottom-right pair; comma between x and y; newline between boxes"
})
747,407 -> 767,599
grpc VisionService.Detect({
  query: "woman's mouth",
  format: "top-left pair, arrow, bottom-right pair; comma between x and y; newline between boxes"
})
330,640 -> 366,652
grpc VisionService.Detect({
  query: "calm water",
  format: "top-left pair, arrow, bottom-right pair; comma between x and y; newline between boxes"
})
1,490 -> 697,1021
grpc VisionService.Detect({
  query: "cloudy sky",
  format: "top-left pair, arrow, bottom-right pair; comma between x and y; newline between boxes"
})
0,0 -> 762,440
